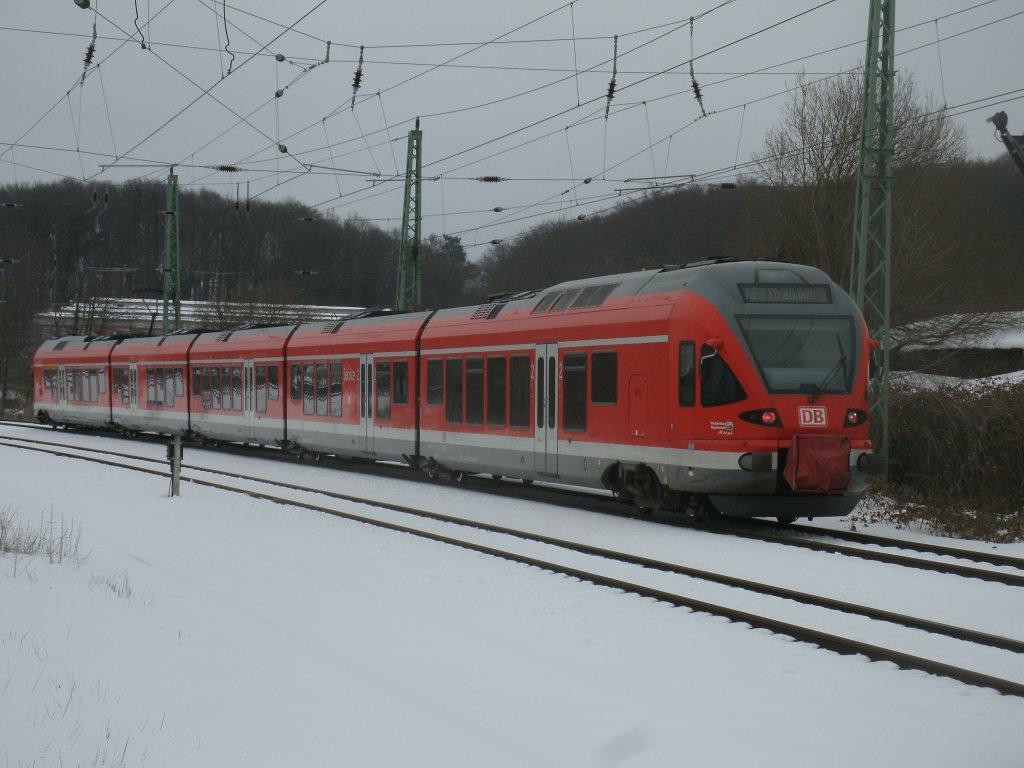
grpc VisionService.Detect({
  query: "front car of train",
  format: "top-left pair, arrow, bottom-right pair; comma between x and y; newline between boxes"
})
654,259 -> 885,520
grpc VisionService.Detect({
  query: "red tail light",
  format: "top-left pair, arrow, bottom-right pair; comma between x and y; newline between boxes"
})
739,408 -> 783,428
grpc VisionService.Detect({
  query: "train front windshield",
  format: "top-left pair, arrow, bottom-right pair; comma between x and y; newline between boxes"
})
737,316 -> 855,395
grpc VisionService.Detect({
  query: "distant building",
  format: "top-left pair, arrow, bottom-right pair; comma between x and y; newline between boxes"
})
36,297 -> 370,338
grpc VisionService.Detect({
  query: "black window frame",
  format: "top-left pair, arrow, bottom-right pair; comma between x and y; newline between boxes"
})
509,355 -> 531,429
486,355 -> 507,427
465,357 -> 484,426
445,358 -> 463,424
679,342 -> 695,407
590,351 -> 617,405
562,351 -> 587,432
393,360 -> 409,405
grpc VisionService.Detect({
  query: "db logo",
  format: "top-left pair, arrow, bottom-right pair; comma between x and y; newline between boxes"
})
798,406 -> 828,427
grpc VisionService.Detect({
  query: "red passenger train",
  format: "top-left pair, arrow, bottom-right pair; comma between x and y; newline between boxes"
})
33,259 -> 884,522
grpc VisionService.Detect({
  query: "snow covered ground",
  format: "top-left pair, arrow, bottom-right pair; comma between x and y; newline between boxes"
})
2,426 -> 1023,767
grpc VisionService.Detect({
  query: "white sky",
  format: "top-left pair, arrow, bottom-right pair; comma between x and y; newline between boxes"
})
3,426 -> 1023,765
0,1 -> 1019,251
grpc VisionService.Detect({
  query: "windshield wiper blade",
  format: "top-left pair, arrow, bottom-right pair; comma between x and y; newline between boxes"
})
810,334 -> 847,401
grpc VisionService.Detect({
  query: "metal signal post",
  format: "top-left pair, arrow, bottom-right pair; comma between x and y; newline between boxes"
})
395,120 -> 423,312
162,168 -> 181,335
850,0 -> 894,467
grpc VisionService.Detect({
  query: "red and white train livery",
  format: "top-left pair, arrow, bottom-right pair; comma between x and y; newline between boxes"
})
33,259 -> 884,521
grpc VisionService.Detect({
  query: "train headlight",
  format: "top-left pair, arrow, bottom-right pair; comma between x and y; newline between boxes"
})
844,409 -> 868,427
739,408 -> 783,428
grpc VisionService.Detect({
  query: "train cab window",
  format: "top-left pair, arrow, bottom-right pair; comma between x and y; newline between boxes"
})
302,364 -> 315,415
445,358 -> 463,424
486,356 -> 506,427
268,366 -> 279,401
375,361 -> 391,420
700,344 -> 747,407
563,352 -> 587,432
426,359 -> 443,405
509,355 -> 530,429
290,364 -> 302,401
329,363 -> 342,417
591,351 -> 617,405
256,366 -> 268,413
393,361 -> 409,405
679,342 -> 695,407
316,363 -> 328,417
465,357 -> 483,425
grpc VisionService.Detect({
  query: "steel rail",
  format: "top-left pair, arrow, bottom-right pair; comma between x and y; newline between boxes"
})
2,437 -> 1023,698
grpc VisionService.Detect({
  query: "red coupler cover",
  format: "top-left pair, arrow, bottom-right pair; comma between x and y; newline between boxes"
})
783,435 -> 851,492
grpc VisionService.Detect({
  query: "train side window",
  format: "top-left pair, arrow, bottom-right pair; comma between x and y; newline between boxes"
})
465,357 -> 483,425
232,367 -> 242,411
329,363 -> 342,417
165,369 -> 175,408
509,355 -> 531,429
700,344 -> 747,407
221,367 -> 232,411
257,365 -> 268,413
393,360 -> 409,405
591,351 -> 617,405
317,363 -> 329,417
563,352 -> 587,431
376,361 -> 391,420
146,368 -> 156,406
486,356 -> 506,427
175,368 -> 184,398
679,342 -> 695,407
97,369 -> 106,395
290,364 -> 302,401
192,368 -> 201,399
303,364 -> 315,415
202,368 -> 212,410
268,365 -> 279,401
426,359 -> 443,405
211,367 -> 221,410
445,358 -> 463,424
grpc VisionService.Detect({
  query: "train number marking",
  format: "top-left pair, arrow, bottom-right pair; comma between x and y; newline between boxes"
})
798,406 -> 828,427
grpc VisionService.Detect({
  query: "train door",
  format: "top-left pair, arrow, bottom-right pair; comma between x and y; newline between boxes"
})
242,360 -> 256,440
534,343 -> 559,475
359,353 -> 375,454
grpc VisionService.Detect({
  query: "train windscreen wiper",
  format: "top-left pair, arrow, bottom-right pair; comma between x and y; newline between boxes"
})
810,334 -> 847,402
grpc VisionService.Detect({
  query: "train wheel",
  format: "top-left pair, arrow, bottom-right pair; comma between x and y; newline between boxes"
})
491,474 -> 503,481
521,478 -> 533,486
776,516 -> 797,525
426,463 -> 439,481
452,470 -> 468,484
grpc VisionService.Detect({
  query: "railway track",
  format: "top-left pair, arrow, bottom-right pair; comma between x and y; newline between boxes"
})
2,432 -> 1023,699
3,421 -> 1023,584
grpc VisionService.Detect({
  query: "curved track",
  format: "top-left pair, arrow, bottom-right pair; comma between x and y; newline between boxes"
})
2,431 -> 1023,698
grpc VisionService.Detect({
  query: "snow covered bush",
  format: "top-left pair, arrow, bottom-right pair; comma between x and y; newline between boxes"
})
874,380 -> 1024,541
